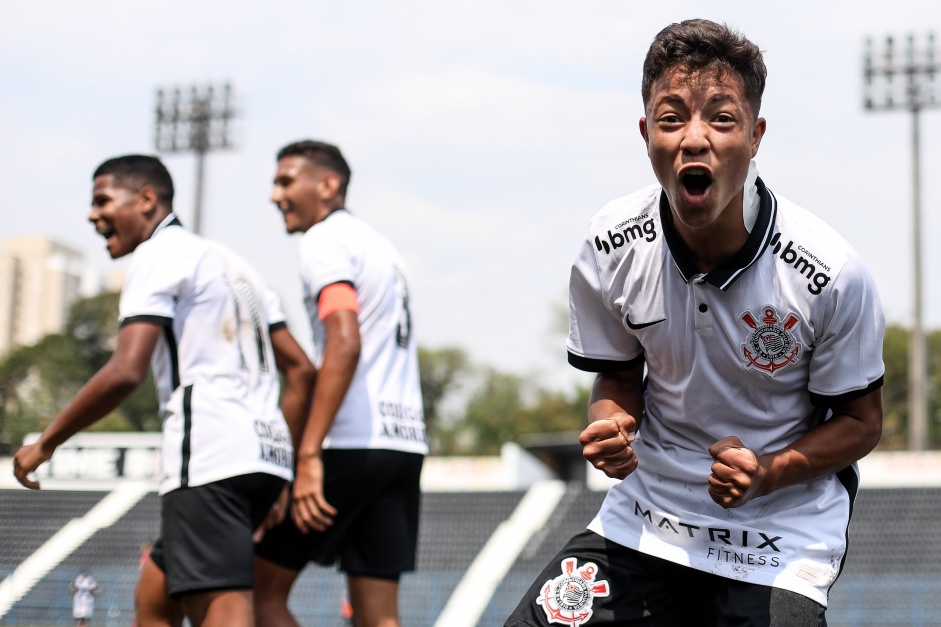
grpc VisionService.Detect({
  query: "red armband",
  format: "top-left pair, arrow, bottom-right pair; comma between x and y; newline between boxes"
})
318,283 -> 359,320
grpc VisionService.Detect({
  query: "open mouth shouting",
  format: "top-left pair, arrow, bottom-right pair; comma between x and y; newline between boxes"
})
680,167 -> 713,206
95,222 -> 119,254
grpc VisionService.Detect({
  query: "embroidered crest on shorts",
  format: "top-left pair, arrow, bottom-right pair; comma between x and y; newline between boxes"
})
536,557 -> 609,625
740,306 -> 801,376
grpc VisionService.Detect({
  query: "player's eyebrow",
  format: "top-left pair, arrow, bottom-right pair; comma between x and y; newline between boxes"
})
705,93 -> 741,108
654,93 -> 738,109
657,94 -> 686,106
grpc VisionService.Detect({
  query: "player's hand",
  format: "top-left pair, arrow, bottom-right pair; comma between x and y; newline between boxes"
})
707,436 -> 765,509
291,453 -> 337,533
13,442 -> 54,490
253,483 -> 290,543
579,412 -> 638,479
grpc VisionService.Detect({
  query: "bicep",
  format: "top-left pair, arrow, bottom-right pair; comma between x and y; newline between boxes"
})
112,322 -> 163,382
829,387 -> 883,441
322,309 -> 361,351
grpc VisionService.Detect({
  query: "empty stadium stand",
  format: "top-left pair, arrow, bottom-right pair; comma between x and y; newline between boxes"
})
2,480 -> 940,625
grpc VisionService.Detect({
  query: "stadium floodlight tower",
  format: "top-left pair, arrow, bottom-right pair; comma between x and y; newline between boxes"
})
154,82 -> 236,235
864,34 -> 940,451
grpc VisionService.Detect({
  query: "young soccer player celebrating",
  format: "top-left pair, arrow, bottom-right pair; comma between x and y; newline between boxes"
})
506,19 -> 884,627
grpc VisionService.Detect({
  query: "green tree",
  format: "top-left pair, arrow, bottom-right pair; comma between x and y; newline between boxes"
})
880,325 -> 909,449
418,346 -> 470,453
436,365 -> 589,456
877,324 -> 941,450
0,292 -> 160,450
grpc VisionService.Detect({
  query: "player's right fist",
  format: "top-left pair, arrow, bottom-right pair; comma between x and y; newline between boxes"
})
579,413 -> 638,479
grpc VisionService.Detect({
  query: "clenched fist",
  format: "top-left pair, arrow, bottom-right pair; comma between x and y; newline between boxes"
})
707,436 -> 765,508
579,413 -> 638,480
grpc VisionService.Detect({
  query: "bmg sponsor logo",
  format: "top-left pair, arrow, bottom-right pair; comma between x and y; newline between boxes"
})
594,216 -> 657,254
769,233 -> 831,295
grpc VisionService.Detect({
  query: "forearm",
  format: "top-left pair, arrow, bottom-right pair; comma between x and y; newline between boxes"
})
298,359 -> 356,456
39,360 -> 141,451
588,368 -> 645,425
39,322 -> 158,452
280,370 -> 316,450
269,327 -> 317,449
757,410 -> 882,496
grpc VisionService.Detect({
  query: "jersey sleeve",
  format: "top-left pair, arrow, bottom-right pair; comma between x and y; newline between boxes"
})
265,289 -> 287,332
298,227 -> 356,300
566,233 -> 644,372
807,252 -> 885,406
118,245 -> 184,327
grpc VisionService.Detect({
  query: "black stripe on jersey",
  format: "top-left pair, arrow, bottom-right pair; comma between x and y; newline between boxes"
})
164,326 -> 181,390
120,315 -> 180,389
831,463 -> 861,592
269,321 -> 287,333
120,314 -> 172,328
180,384 -> 193,488
568,351 -> 645,373
315,279 -> 356,303
660,177 -> 777,291
808,375 -> 884,409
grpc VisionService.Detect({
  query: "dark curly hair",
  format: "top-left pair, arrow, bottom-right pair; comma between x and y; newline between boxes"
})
642,19 -> 767,119
93,155 -> 174,208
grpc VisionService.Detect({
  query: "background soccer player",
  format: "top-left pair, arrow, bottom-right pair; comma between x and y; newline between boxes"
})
254,140 -> 427,627
14,155 -> 315,627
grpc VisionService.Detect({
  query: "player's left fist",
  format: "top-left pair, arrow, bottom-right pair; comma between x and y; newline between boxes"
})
707,436 -> 763,509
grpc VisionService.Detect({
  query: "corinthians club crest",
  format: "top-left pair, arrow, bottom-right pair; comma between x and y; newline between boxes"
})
740,306 -> 802,376
536,558 -> 609,626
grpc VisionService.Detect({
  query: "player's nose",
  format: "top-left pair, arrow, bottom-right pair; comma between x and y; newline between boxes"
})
680,120 -> 709,154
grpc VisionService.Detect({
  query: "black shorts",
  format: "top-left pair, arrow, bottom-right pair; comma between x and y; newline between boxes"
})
505,529 -> 827,627
255,449 -> 423,580
149,472 -> 286,599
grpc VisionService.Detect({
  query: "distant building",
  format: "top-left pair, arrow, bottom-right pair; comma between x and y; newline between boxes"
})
0,237 -> 84,356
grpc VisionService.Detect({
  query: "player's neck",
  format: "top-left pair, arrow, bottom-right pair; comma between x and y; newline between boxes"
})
675,221 -> 749,274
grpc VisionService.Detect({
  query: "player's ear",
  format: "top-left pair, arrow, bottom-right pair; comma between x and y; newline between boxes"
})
318,171 -> 342,200
639,117 -> 649,147
137,184 -> 159,214
751,117 -> 766,157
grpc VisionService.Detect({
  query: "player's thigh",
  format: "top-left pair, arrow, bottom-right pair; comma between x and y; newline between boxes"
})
135,557 -> 184,627
180,589 -> 253,627
713,579 -> 827,627
161,472 -> 285,599
505,530 -> 704,627
340,451 -> 423,579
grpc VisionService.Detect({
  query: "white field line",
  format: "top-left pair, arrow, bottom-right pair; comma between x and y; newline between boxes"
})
0,481 -> 152,618
434,480 -> 567,627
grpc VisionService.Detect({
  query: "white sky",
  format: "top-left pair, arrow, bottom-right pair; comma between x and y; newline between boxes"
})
1,1 -> 939,389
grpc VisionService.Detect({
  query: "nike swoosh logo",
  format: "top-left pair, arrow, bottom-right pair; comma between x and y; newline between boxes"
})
625,314 -> 666,330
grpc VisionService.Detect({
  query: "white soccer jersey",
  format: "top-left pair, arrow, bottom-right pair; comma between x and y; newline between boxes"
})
568,178 -> 885,606
298,209 -> 427,455
119,214 -> 294,494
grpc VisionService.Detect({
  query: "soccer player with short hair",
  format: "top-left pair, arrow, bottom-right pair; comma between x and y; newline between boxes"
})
254,140 -> 426,627
13,154 -> 315,627
506,19 -> 884,626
